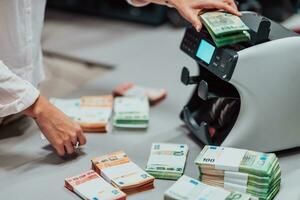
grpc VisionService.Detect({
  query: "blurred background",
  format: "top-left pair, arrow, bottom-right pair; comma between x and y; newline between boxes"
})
46,0 -> 300,25
41,0 -> 300,97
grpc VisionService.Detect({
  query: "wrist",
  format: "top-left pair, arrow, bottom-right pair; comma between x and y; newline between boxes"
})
147,0 -> 175,7
130,0 -> 150,6
22,95 -> 45,119
166,0 -> 176,7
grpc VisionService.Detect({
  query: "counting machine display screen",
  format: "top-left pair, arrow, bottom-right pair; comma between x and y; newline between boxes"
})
196,39 -> 215,64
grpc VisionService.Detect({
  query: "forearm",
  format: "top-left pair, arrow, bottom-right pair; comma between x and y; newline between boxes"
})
22,95 -> 45,119
0,60 -> 40,117
128,0 -> 149,6
128,0 -> 174,7
147,0 -> 174,7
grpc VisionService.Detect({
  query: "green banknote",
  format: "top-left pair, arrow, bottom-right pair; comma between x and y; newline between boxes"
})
195,146 -> 277,177
200,166 -> 281,190
200,11 -> 249,36
207,28 -> 250,47
202,176 -> 280,199
200,11 -> 251,47
195,146 -> 281,200
164,175 -> 251,200
113,96 -> 149,128
145,143 -> 188,180
199,158 -> 281,185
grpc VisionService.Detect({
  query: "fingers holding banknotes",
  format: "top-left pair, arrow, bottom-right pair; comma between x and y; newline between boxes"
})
170,0 -> 241,31
23,95 -> 86,157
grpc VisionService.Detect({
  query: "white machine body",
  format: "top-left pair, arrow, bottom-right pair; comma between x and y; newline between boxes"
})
226,37 -> 300,152
180,12 -> 300,152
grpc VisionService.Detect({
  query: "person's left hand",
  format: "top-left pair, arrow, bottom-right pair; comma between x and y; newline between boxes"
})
23,95 -> 86,157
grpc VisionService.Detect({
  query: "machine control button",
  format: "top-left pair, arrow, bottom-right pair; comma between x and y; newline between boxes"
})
212,62 -> 218,67
219,63 -> 226,72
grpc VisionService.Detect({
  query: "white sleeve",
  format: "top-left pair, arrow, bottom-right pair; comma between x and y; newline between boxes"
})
0,61 -> 40,117
127,0 -> 150,7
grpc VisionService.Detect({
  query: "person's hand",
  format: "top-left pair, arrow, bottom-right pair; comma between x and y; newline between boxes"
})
172,0 -> 241,31
23,95 -> 86,157
148,0 -> 241,31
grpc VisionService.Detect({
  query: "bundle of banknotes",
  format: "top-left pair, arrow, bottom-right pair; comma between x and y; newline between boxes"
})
164,175 -> 251,200
200,11 -> 250,47
113,82 -> 167,105
65,170 -> 126,200
195,146 -> 281,200
113,96 -> 150,128
145,143 -> 189,180
51,95 -> 113,132
91,151 -> 155,194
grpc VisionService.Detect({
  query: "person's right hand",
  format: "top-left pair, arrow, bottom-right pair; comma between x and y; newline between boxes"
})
23,95 -> 86,157
171,0 -> 241,31
145,0 -> 241,31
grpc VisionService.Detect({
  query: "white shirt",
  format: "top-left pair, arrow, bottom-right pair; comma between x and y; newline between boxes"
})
0,0 -> 46,118
0,0 -> 147,119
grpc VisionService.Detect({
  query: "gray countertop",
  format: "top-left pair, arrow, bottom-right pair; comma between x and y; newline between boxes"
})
1,24 -> 300,200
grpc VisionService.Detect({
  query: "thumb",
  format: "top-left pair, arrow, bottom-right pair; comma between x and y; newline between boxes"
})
190,12 -> 202,32
176,5 -> 203,32
194,20 -> 202,32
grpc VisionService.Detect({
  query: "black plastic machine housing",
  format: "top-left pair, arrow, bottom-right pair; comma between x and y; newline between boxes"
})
179,12 -> 298,146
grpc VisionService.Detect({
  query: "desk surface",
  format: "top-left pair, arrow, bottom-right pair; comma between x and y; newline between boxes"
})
1,23 -> 300,200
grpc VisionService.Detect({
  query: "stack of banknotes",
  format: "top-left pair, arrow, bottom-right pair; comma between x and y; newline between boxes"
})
91,151 -> 155,194
65,170 -> 126,200
51,95 -> 113,132
113,82 -> 167,105
200,11 -> 250,47
145,143 -> 189,180
164,175 -> 251,200
195,146 -> 281,200
113,96 -> 149,128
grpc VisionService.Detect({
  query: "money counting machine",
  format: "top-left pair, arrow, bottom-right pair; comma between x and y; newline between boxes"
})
180,11 -> 300,152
